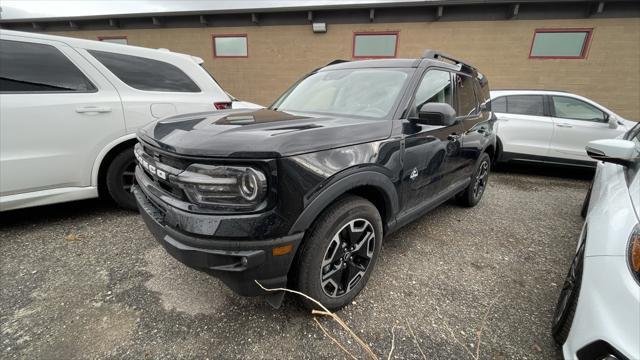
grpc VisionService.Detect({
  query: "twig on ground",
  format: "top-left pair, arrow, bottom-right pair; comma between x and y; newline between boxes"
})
311,309 -> 377,359
475,295 -> 500,360
441,318 -> 476,359
255,280 -> 378,360
436,295 -> 501,360
406,320 -> 427,360
387,326 -> 396,360
313,318 -> 358,360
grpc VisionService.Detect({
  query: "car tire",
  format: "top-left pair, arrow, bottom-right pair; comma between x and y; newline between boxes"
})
580,180 -> 593,218
458,152 -> 491,207
293,195 -> 383,311
552,241 -> 585,345
105,148 -> 137,210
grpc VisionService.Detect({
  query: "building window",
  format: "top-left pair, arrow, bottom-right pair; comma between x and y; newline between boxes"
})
353,32 -> 398,58
97,36 -> 128,45
529,29 -> 592,59
212,34 -> 248,58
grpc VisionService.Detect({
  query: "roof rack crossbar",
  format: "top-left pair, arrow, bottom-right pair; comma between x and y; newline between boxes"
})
421,49 -> 476,70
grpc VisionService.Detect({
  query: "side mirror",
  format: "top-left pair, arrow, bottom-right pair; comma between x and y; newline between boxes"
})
415,103 -> 458,126
586,139 -> 639,167
607,114 -> 617,129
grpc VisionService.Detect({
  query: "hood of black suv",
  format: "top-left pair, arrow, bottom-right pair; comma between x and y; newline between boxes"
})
138,108 -> 392,158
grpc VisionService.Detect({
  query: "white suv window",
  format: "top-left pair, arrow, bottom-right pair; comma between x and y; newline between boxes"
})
88,50 -> 200,92
551,96 -> 606,122
490,95 -> 544,117
506,95 -> 544,116
0,39 -> 96,93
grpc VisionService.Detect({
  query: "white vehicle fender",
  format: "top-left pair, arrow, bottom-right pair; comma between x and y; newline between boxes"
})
91,133 -> 138,186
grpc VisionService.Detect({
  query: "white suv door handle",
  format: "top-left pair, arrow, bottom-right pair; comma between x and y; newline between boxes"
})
76,106 -> 112,114
556,123 -> 573,128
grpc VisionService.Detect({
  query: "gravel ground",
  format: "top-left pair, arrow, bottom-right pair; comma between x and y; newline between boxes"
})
0,165 -> 592,359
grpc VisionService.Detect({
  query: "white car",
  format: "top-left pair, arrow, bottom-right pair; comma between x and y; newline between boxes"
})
0,30 -> 260,211
552,123 -> 640,359
490,90 -> 637,167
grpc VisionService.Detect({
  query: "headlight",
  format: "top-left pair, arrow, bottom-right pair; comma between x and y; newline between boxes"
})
174,164 -> 267,210
629,224 -> 640,284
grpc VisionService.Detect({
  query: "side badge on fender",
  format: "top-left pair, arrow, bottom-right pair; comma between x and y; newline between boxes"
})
409,168 -> 418,180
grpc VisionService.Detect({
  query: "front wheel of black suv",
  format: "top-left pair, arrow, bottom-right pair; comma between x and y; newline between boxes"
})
458,152 -> 491,207
293,195 -> 383,311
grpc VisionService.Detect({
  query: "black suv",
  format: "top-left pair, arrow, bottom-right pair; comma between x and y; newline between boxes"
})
133,50 -> 496,310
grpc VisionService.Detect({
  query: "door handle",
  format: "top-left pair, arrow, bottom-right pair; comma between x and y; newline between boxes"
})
76,106 -> 112,114
556,123 -> 573,128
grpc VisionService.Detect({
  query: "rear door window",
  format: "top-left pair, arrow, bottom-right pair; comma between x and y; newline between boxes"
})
551,96 -> 606,122
455,74 -> 478,117
505,95 -> 544,116
0,39 -> 96,93
88,50 -> 200,92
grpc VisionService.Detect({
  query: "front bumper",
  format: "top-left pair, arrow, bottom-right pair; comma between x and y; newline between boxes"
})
133,175 -> 303,298
563,256 -> 640,360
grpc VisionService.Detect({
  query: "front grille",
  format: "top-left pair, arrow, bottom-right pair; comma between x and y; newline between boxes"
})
142,145 -> 190,171
139,144 -> 190,201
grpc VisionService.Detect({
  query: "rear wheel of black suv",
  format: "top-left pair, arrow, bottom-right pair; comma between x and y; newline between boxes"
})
458,152 -> 491,207
294,195 -> 383,311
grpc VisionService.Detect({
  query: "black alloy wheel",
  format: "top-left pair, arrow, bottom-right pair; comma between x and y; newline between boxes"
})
293,195 -> 383,311
472,159 -> 490,201
458,152 -> 491,207
320,218 -> 376,298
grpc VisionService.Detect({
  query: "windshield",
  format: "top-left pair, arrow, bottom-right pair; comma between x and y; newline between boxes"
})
272,68 -> 412,119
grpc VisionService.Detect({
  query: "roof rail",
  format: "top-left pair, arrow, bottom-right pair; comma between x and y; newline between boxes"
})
421,49 -> 476,70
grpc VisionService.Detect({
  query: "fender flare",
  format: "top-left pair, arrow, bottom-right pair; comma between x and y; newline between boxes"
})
91,133 -> 138,186
288,170 -> 399,235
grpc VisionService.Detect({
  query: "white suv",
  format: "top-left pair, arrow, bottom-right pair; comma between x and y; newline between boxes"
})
490,90 -> 636,167
0,30 -> 259,211
553,123 -> 640,359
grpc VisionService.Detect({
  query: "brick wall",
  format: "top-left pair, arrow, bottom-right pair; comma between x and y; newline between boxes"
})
49,17 -> 640,119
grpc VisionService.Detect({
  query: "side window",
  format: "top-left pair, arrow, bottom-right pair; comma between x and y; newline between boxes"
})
551,96 -> 606,122
412,69 -> 453,115
455,74 -> 478,117
0,39 -> 96,93
491,97 -> 507,113
475,72 -> 491,110
506,95 -> 544,116
88,50 -> 200,92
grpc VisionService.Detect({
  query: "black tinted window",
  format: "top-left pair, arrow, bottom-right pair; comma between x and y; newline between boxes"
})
506,95 -> 544,116
475,72 -> 491,110
414,70 -> 453,112
88,50 -> 200,92
0,40 -> 95,92
491,97 -> 507,113
456,74 -> 478,116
